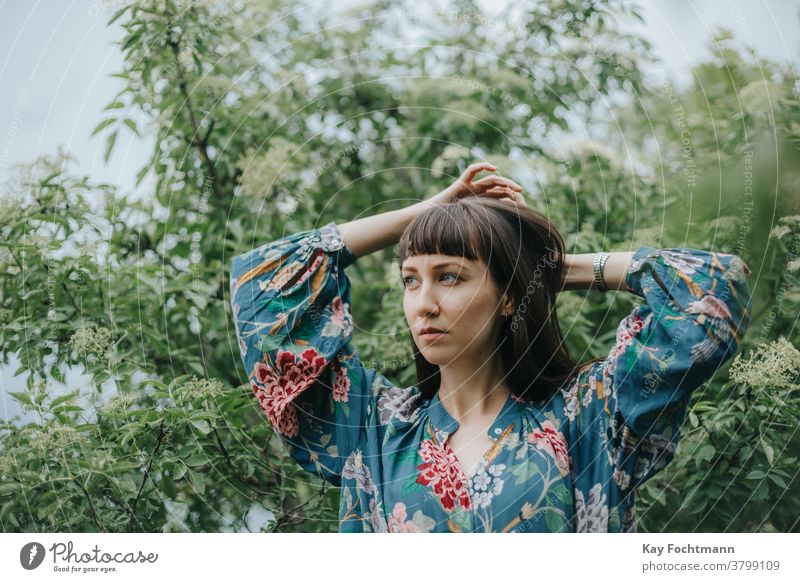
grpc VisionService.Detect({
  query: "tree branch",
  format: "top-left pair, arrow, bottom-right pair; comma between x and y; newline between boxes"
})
211,424 -> 274,496
73,476 -> 106,532
128,420 -> 167,531
166,40 -> 221,202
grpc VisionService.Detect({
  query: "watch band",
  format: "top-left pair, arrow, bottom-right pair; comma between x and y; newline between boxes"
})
592,251 -> 611,292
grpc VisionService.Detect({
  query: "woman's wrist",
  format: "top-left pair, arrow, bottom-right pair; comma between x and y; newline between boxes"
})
560,251 -> 635,292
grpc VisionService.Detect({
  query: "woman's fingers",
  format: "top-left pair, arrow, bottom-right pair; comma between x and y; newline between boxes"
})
461,162 -> 497,184
484,187 -> 528,208
473,175 -> 523,191
501,177 -> 523,191
484,186 -> 517,198
512,190 -> 528,207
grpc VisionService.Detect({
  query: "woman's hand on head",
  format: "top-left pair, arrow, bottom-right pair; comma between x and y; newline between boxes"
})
429,162 -> 527,207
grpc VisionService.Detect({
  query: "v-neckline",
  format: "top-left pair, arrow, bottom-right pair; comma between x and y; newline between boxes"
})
424,389 -> 522,487
429,419 -> 515,480
428,389 -> 521,439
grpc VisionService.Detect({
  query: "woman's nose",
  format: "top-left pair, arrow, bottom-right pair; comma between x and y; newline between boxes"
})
414,281 -> 440,317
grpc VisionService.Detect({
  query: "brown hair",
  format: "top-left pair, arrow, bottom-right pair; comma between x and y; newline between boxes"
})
394,196 -> 600,405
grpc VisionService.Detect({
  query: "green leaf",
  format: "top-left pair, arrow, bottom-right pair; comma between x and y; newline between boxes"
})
761,441 -> 775,465
50,366 -> 64,384
135,164 -> 150,187
52,405 -> 85,414
184,455 -> 208,468
752,480 -> 769,501
688,411 -> 699,428
190,419 -> 211,435
121,29 -> 143,53
142,410 -> 159,423
107,5 -> 130,25
160,476 -> 177,499
188,470 -> 206,495
120,430 -> 137,448
104,129 -> 119,162
746,469 -> 766,480
8,391 -> 33,406
50,390 -> 81,408
187,360 -> 206,376
123,118 -> 139,136
111,462 -> 141,473
697,444 -> 716,462
91,117 -> 116,136
767,473 -> 787,488
173,463 -> 188,480
0,482 -> 20,495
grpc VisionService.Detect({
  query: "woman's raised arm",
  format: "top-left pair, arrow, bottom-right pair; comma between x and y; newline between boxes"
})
337,162 -> 522,259
560,251 -> 636,292
561,245 -> 753,531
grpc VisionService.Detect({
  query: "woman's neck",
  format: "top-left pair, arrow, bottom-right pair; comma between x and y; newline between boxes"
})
436,361 -> 511,424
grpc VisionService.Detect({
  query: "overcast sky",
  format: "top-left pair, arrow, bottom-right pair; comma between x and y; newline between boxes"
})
1,0 -> 799,423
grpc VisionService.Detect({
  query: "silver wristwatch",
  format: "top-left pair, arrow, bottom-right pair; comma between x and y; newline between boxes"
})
592,251 -> 611,292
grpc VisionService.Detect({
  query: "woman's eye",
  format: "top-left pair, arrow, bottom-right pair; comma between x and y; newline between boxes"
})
402,273 -> 460,287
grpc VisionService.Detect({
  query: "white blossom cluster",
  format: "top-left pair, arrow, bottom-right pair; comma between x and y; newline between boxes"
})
729,337 -> 800,389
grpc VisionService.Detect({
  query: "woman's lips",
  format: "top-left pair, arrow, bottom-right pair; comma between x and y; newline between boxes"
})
419,331 -> 447,341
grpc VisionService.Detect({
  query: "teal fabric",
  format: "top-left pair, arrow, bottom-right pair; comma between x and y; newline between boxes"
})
230,222 -> 752,532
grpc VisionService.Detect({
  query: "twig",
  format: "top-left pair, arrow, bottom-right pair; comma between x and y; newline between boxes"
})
128,420 -> 167,531
211,424 -> 273,496
60,281 -> 81,314
166,40 -> 221,202
73,477 -> 106,532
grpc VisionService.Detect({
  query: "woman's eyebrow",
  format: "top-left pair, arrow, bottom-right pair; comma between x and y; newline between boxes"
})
401,262 -> 468,273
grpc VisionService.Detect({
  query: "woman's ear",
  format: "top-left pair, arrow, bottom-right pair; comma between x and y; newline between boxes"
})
500,293 -> 515,318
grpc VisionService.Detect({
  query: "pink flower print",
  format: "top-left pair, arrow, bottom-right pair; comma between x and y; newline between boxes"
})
416,438 -> 471,512
250,347 -> 327,437
617,312 -> 645,348
528,420 -> 572,478
607,312 -> 646,363
387,502 -> 419,533
332,361 -> 351,403
330,295 -> 347,330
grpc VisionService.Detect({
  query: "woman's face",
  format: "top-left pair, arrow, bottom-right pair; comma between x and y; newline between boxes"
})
401,253 -> 513,366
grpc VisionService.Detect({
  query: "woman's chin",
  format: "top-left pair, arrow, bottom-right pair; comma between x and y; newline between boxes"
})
419,347 -> 460,366
419,348 -> 449,364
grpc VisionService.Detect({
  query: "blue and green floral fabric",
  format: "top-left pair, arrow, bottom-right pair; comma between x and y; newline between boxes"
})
230,222 -> 752,532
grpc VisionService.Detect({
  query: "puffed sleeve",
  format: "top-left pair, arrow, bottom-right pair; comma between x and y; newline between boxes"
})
229,221 -> 374,486
564,245 -> 752,530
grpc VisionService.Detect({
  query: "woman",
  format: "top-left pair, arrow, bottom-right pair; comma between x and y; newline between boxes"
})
229,163 -> 752,533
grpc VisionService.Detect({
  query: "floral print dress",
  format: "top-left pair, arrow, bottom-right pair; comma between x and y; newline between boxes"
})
229,221 -> 752,533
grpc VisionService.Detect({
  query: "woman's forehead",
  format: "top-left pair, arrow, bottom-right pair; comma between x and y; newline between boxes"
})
400,254 -> 483,271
